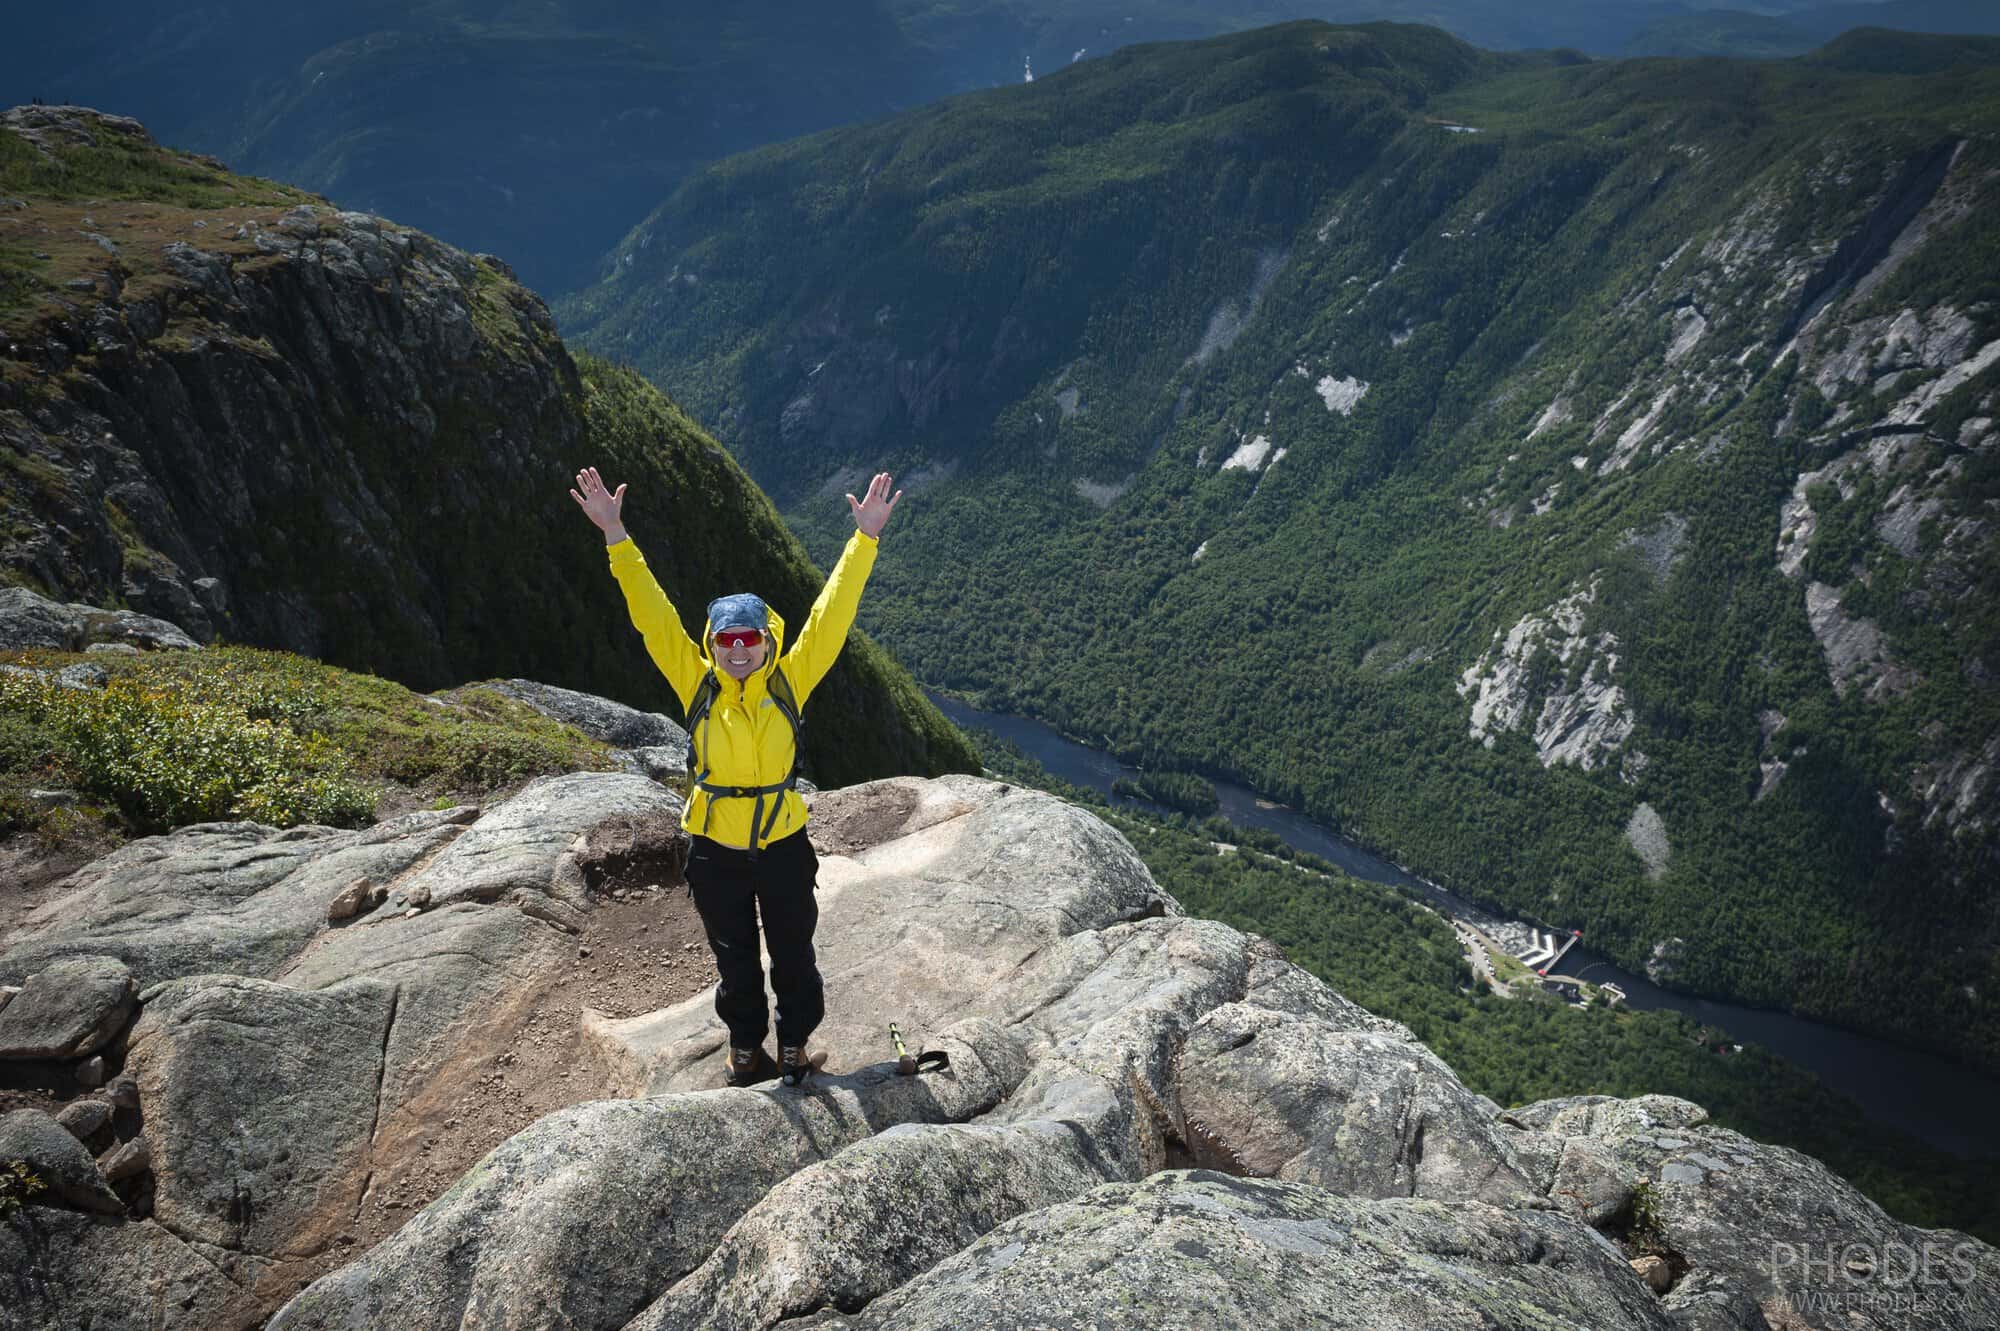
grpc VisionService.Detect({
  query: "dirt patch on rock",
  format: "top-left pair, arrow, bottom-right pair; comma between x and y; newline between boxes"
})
2,855 -> 718,1325
246,881 -> 715,1315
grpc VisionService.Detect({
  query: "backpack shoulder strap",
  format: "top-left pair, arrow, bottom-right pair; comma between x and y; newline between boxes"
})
684,669 -> 721,777
768,662 -> 804,787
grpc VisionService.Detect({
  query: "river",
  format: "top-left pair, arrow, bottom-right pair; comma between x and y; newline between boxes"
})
929,692 -> 2000,1158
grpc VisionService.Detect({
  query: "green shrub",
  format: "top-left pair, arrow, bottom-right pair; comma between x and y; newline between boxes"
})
0,667 -> 373,831
0,1160 -> 46,1218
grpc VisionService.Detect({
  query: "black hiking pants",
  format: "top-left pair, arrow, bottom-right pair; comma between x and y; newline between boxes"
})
685,828 -> 823,1050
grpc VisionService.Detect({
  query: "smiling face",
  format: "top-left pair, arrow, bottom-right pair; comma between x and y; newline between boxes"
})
712,626 -> 770,682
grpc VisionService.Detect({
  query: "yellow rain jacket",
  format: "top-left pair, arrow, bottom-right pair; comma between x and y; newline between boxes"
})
607,530 -> 879,850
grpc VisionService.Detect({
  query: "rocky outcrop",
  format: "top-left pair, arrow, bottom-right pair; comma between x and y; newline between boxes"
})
1625,802 -> 1671,881
789,1173 -> 1677,1331
0,586 -> 200,652
454,678 -> 689,752
0,763 -> 687,1328
4,770 -> 1994,1331
452,678 -> 694,783
1459,581 -> 1636,771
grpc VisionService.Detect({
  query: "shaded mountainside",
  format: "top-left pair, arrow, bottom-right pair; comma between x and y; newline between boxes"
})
13,4 -> 2000,295
561,25 -> 2000,1069
2,0 -> 939,294
0,105 -> 976,788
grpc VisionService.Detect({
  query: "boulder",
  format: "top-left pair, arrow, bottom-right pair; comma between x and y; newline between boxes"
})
0,586 -> 201,651
104,1073 -> 140,1109
55,662 -> 109,690
54,1097 -> 114,1144
788,1172 -> 1675,1331
124,973 -> 396,1255
0,1206 -> 244,1331
98,1134 -> 152,1184
1175,1002 -> 1540,1206
0,585 -> 78,650
623,743 -> 691,782
0,954 -> 137,1058
1514,1093 -> 2000,1331
0,1108 -> 123,1213
467,678 -> 689,750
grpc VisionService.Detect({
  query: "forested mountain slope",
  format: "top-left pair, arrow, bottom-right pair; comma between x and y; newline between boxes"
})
13,3 -> 1998,294
0,105 -> 975,787
563,24 -> 2000,1068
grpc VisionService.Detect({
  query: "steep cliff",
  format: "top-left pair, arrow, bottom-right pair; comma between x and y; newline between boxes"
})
0,105 -> 975,787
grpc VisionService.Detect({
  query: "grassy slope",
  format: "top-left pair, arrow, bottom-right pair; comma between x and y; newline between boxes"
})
561,25 -> 2000,1068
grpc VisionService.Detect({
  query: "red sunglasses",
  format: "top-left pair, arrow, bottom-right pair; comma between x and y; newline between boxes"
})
713,628 -> 764,650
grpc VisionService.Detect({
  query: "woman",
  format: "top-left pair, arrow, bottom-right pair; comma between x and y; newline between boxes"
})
570,464 -> 901,1087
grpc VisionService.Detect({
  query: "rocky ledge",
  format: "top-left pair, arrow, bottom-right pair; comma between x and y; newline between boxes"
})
1,767 -> 1994,1331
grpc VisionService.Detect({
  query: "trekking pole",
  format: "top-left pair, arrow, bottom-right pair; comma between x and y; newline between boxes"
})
889,1022 -> 950,1076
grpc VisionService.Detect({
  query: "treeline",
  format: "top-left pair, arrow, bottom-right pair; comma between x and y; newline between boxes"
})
1110,769 -> 1219,816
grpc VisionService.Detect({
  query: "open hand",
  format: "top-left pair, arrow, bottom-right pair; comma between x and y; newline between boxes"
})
570,466 -> 629,544
847,472 -> 903,539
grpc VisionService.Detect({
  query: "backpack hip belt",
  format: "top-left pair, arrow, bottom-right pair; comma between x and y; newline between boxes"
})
692,776 -> 793,853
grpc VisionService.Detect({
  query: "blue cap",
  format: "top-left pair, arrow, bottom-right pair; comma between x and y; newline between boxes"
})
706,593 -> 770,637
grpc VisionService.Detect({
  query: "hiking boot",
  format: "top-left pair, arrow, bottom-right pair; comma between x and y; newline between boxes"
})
779,1044 -> 825,1088
724,1044 -> 778,1088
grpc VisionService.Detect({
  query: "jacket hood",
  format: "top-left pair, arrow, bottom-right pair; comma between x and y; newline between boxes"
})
703,605 -> 788,681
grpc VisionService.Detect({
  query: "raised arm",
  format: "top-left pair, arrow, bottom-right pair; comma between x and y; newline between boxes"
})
572,466 -> 707,708
570,465 -> 628,546
788,473 -> 901,703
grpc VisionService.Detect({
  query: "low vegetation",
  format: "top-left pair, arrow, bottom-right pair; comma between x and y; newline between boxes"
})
0,645 -> 619,840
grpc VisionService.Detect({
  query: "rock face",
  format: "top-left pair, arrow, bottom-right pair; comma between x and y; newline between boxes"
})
1458,581 -> 1636,772
5,774 -> 1996,1331
792,1173 -> 1677,1331
1625,802 -> 1671,881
